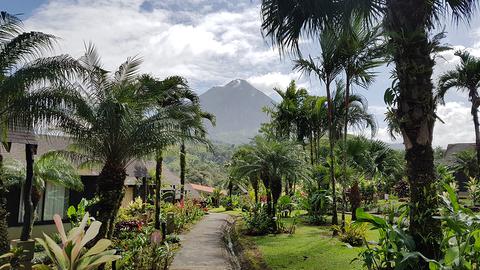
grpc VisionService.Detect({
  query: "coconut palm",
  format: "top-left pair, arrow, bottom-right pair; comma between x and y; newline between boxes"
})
0,11 -> 82,249
438,50 -> 480,173
261,0 -> 477,260
53,45 -> 203,239
3,153 -> 82,239
294,24 -> 343,226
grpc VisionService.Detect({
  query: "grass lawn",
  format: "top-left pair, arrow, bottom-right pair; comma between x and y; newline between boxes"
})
208,206 -> 243,216
241,215 -> 379,270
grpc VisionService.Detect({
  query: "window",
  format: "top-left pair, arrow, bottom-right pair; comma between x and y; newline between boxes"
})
18,183 -> 68,223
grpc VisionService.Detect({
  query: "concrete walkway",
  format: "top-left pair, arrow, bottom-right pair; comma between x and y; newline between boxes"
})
170,213 -> 232,270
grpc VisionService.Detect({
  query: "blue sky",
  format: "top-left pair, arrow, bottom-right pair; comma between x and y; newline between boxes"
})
4,0 -> 480,146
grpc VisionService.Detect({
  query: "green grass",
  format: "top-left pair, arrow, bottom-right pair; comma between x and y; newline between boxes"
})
243,215 -> 379,270
208,206 -> 243,216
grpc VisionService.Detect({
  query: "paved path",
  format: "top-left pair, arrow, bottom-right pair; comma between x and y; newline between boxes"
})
170,213 -> 233,270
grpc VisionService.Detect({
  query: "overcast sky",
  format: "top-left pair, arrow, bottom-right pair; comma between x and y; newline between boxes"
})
4,0 -> 480,147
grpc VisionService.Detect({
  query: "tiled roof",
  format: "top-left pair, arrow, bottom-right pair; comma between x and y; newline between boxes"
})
189,183 -> 215,194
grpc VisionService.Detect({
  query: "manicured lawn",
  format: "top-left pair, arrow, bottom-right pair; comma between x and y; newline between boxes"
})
242,216 -> 379,270
208,206 -> 243,216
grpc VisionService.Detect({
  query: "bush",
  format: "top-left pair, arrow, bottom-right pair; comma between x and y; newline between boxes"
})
301,189 -> 330,225
117,197 -> 154,223
393,178 -> 409,198
221,195 -> 239,211
242,204 -> 274,236
277,195 -> 293,217
163,199 -> 205,233
333,222 -> 367,247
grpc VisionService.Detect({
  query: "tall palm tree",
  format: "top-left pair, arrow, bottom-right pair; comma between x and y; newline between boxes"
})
438,50 -> 480,172
294,24 -> 343,226
53,45 -> 201,239
3,154 -> 82,239
178,107 -> 214,202
261,0 -> 477,260
0,11 -> 82,249
138,75 -> 207,229
337,16 -> 383,230
230,146 -> 260,204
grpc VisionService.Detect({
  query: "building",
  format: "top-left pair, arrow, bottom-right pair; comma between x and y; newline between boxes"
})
3,135 -> 212,238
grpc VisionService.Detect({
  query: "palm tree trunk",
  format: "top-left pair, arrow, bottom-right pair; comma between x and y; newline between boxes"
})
0,152 -> 10,253
326,79 -> 338,227
386,0 -> 441,262
21,144 -> 35,241
470,98 -> 480,173
251,176 -> 259,204
155,150 -> 163,230
95,161 -> 126,240
179,142 -> 186,201
341,74 -> 351,232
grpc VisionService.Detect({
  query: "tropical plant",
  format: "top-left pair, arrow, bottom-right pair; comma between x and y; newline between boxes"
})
355,207 -> 418,270
137,74 -> 212,229
230,137 -> 307,221
333,221 -> 368,247
3,153 -> 82,240
0,11 -> 82,250
467,177 -> 480,206
34,214 -> 120,270
426,184 -> 480,270
452,149 -> 479,180
438,50 -> 480,172
67,198 -> 98,227
260,0 -> 476,261
52,44 -> 203,239
293,24 -> 343,226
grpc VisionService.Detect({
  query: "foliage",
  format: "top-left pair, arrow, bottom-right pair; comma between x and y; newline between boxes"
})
333,221 -> 368,247
34,214 -> 120,270
467,177 -> 480,206
452,150 -> 479,180
242,204 -> 275,236
355,207 -> 419,270
301,189 -> 331,225
116,197 -> 154,223
0,248 -> 26,270
222,196 -> 239,211
426,185 -> 480,270
163,200 -> 205,233
113,227 -> 174,270
393,178 -> 410,198
67,198 -> 97,227
277,195 -> 293,217
359,178 -> 377,207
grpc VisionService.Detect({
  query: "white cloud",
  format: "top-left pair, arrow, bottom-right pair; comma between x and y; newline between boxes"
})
23,0 -> 287,92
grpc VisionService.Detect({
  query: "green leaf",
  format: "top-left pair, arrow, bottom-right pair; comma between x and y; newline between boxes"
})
355,208 -> 387,228
83,239 -> 112,257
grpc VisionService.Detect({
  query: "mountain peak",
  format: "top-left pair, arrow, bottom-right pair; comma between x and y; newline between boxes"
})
199,79 -> 274,144
225,79 -> 250,88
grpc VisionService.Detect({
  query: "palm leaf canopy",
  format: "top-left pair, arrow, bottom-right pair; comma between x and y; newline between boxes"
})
0,11 -> 84,141
261,0 -> 477,54
437,50 -> 480,104
52,45 -> 210,169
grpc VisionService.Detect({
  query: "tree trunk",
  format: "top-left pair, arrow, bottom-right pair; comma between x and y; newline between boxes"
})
155,150 -> 163,230
341,74 -> 351,231
470,97 -> 480,173
349,181 -> 361,221
385,0 -> 441,263
21,144 -> 35,241
179,142 -> 186,201
0,151 -> 10,253
95,161 -> 126,240
326,79 -> 338,227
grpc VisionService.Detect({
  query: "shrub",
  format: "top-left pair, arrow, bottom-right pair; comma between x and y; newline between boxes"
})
301,189 -> 330,225
276,195 -> 293,217
222,196 -> 239,211
242,205 -> 274,236
393,178 -> 409,198
467,177 -> 480,206
34,214 -> 120,270
333,222 -> 367,247
117,197 -> 154,223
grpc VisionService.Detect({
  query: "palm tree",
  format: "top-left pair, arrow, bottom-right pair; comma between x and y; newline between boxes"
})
261,0 -> 477,260
138,75 -> 207,229
438,50 -> 480,173
294,24 -> 343,226
337,17 -> 383,230
233,137 -> 307,218
230,146 -> 260,204
0,11 -> 82,249
178,107 -> 214,202
53,45 -> 201,239
3,154 -> 82,239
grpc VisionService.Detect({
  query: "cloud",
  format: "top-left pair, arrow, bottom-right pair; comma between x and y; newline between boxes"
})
368,102 -> 476,148
23,0 -> 293,92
